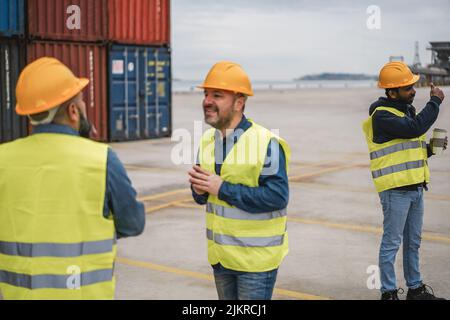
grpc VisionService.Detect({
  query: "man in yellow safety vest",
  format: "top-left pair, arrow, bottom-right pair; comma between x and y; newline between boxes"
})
189,61 -> 291,300
0,57 -> 145,300
362,61 -> 447,300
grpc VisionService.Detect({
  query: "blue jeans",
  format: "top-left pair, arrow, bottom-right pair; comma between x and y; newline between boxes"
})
378,188 -> 424,293
212,264 -> 278,300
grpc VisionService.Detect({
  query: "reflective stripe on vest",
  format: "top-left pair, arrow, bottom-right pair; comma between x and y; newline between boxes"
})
372,160 -> 426,179
206,229 -> 284,247
370,141 -> 427,160
0,239 -> 115,258
0,269 -> 113,290
206,203 -> 286,221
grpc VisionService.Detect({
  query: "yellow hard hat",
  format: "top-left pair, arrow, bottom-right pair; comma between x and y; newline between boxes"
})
16,57 -> 89,116
378,61 -> 420,89
198,61 -> 254,96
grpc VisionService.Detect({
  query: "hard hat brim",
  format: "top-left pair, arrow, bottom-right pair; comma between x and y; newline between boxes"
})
378,74 -> 420,89
197,84 -> 254,97
16,77 -> 90,116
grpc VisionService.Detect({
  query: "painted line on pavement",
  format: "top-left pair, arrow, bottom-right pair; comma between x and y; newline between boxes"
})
293,181 -> 450,201
174,203 -> 199,209
125,165 -> 185,173
287,217 -> 450,244
145,197 -> 194,214
139,189 -> 190,202
171,203 -> 450,244
289,160 -> 341,169
288,163 -> 367,182
115,257 -> 330,300
137,163 -> 363,204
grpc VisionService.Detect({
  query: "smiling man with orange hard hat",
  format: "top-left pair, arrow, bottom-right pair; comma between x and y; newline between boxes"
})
0,57 -> 145,300
188,61 -> 291,300
362,61 -> 447,300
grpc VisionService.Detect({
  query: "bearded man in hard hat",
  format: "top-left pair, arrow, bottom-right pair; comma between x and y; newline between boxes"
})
0,57 -> 145,300
188,61 -> 291,300
362,61 -> 447,300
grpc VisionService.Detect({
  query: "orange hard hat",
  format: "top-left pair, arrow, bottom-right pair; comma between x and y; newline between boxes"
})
198,61 -> 254,96
378,61 -> 420,89
16,57 -> 89,116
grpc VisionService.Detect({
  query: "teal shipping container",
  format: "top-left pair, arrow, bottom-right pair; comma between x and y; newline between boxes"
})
109,45 -> 171,141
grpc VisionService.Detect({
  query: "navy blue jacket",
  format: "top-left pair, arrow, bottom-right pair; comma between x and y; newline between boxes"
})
192,116 -> 289,213
33,124 -> 146,239
369,96 -> 442,190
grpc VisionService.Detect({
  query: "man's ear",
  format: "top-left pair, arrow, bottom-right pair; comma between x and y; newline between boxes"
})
235,96 -> 245,112
66,103 -> 79,122
390,89 -> 399,100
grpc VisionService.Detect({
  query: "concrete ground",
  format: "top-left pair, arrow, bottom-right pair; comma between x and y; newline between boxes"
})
110,86 -> 450,300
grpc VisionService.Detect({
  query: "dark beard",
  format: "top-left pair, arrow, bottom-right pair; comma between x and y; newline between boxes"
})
78,112 -> 92,138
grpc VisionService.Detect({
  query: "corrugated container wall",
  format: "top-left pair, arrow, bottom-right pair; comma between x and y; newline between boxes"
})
0,39 -> 27,144
109,45 -> 171,141
27,0 -> 108,42
27,41 -> 108,141
0,0 -> 25,37
108,0 -> 170,45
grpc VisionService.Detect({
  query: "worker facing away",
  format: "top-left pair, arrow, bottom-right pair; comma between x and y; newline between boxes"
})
362,61 -> 447,300
0,57 -> 146,300
189,61 -> 291,300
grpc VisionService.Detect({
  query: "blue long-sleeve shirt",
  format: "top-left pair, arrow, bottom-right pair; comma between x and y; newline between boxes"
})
369,96 -> 441,145
33,124 -> 146,239
192,116 -> 289,213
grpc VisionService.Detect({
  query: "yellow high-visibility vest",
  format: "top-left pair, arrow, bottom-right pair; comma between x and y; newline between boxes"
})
362,106 -> 430,193
0,133 -> 116,300
199,120 -> 291,272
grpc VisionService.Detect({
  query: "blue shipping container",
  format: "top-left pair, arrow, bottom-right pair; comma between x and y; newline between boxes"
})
1,39 -> 27,144
109,45 -> 172,141
0,0 -> 25,37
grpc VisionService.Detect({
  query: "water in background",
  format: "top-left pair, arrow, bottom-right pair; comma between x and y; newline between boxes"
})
172,79 -> 378,93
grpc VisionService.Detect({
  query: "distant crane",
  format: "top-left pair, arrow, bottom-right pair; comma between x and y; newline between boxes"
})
413,41 -> 421,67
410,41 -> 450,86
428,42 -> 450,70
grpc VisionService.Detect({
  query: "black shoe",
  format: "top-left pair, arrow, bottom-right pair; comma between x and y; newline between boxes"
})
406,284 -> 446,300
381,288 -> 404,300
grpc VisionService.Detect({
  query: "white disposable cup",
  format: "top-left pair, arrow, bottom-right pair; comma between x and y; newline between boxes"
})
432,128 -> 447,155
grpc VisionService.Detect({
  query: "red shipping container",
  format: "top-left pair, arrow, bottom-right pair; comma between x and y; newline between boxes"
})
108,0 -> 171,45
27,41 -> 108,142
27,0 -> 108,42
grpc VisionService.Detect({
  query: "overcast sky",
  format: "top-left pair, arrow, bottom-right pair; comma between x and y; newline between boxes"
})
171,0 -> 450,81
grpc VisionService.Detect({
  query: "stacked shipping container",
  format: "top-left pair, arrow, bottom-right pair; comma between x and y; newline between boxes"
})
109,45 -> 171,141
0,39 -> 27,143
108,0 -> 170,45
107,0 -> 172,141
0,0 -> 171,144
27,0 -> 108,42
27,0 -> 170,44
0,0 -> 25,37
0,0 -> 27,143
